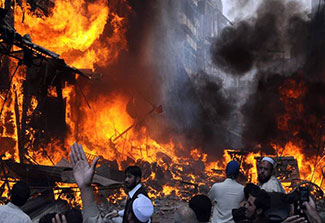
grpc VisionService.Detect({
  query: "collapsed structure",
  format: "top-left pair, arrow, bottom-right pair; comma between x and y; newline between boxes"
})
0,0 -> 324,221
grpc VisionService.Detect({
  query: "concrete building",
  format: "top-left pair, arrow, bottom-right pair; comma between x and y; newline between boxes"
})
175,0 -> 229,77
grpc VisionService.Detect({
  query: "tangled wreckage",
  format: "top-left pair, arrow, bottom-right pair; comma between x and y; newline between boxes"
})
0,0 -> 324,222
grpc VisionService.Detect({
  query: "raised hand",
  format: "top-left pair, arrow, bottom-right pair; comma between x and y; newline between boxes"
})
70,142 -> 99,189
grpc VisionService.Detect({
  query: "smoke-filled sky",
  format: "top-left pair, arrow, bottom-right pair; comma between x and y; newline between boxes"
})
76,0 -> 325,160
213,0 -> 325,156
222,0 -> 312,21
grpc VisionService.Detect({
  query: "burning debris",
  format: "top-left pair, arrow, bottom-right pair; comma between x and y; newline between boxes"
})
0,0 -> 324,222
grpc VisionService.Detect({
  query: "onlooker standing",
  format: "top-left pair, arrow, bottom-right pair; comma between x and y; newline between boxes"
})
257,157 -> 285,193
208,160 -> 245,223
0,181 -> 32,223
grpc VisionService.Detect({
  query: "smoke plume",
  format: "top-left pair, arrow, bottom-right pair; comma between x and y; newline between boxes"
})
213,0 -> 325,155
212,0 -> 309,76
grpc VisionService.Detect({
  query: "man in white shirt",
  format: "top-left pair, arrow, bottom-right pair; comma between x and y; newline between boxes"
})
208,160 -> 244,223
257,157 -> 285,193
0,181 -> 32,223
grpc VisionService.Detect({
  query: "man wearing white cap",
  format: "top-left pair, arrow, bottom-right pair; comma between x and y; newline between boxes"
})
257,157 -> 285,193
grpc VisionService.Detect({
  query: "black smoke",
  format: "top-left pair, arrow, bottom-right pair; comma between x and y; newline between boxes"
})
214,0 -> 325,154
212,0 -> 310,76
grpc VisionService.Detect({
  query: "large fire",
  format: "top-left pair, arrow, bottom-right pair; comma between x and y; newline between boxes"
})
14,0 -> 127,69
0,0 -> 324,207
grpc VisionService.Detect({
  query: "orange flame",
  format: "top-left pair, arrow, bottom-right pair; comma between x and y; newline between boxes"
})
14,0 -> 128,69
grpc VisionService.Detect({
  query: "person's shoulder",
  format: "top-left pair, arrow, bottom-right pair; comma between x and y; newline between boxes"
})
21,211 -> 32,223
0,204 -> 7,213
7,208 -> 32,222
18,208 -> 32,219
235,181 -> 244,189
231,181 -> 244,194
211,181 -> 224,189
0,203 -> 13,212
270,175 -> 278,180
268,176 -> 283,185
226,178 -> 243,187
264,175 -> 277,184
25,215 -> 33,223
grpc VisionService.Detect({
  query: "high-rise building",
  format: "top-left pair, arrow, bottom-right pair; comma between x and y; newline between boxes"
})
174,0 -> 229,77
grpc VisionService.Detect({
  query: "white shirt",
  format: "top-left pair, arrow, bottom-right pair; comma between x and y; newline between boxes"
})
0,202 -> 32,223
208,178 -> 244,223
259,175 -> 285,193
118,183 -> 143,217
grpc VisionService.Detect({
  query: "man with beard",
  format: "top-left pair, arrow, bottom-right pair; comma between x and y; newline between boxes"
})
69,143 -> 153,223
118,166 -> 154,223
257,157 -> 285,193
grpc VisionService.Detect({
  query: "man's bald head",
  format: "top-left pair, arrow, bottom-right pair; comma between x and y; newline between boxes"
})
174,203 -> 199,223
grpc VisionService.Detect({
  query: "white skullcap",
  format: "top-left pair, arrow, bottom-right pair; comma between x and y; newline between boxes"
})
132,196 -> 154,222
261,157 -> 275,166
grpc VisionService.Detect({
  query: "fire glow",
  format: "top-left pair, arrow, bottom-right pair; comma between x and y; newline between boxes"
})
0,0 -> 324,205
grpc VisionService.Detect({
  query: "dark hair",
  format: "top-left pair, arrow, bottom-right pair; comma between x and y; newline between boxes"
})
64,208 -> 83,223
244,183 -> 261,200
254,190 -> 271,212
189,195 -> 212,222
10,181 -> 30,206
39,213 -> 57,223
125,166 -> 142,178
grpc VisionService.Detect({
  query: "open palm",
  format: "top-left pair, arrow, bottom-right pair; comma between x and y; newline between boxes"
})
70,143 -> 99,189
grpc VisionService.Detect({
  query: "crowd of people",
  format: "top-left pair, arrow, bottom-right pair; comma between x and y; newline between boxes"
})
0,143 -> 322,223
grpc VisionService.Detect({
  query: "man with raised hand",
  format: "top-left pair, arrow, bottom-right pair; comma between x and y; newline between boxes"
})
70,143 -> 154,223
